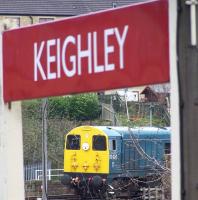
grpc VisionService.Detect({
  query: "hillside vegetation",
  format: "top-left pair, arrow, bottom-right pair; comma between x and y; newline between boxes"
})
22,93 -> 169,167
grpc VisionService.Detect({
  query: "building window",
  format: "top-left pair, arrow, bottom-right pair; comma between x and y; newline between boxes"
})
5,17 -> 20,29
112,2 -> 117,8
39,18 -> 54,23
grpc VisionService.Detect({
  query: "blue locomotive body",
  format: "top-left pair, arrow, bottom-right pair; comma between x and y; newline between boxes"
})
105,126 -> 170,181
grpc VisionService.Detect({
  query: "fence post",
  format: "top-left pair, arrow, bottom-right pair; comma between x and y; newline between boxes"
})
148,187 -> 151,200
48,169 -> 51,181
35,170 -> 38,181
162,187 -> 165,200
155,186 -> 158,199
143,187 -> 146,200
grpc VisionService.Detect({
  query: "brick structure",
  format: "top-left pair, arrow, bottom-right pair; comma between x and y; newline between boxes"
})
0,0 -> 149,29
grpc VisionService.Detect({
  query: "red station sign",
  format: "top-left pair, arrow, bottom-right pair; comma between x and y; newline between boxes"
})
3,0 -> 169,102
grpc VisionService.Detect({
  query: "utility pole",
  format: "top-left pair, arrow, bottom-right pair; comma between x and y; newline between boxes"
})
149,104 -> 153,127
124,89 -> 130,121
42,98 -> 48,200
178,0 -> 198,199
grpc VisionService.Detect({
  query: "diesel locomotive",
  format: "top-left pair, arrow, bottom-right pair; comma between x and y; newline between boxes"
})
61,126 -> 171,199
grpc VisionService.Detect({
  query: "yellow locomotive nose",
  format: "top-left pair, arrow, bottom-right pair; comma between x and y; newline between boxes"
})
64,126 -> 109,175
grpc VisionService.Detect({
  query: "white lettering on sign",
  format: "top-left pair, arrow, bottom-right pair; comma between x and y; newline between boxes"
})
104,28 -> 115,71
47,39 -> 56,80
77,33 -> 92,75
62,36 -> 76,77
34,42 -> 46,81
34,25 -> 129,81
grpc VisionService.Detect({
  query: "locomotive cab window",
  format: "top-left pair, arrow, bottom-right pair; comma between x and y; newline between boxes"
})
112,140 -> 116,150
66,135 -> 80,150
93,135 -> 107,151
165,142 -> 171,154
109,139 -> 116,150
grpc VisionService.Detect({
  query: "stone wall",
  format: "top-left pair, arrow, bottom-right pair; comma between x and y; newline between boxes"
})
0,15 -> 63,30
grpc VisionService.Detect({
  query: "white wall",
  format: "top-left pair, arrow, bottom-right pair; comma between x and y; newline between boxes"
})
0,32 -> 25,199
169,0 -> 181,200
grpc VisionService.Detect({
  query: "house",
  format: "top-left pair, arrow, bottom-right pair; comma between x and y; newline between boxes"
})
103,83 -> 170,104
140,86 -> 158,102
0,0 -> 149,30
0,1 -> 148,15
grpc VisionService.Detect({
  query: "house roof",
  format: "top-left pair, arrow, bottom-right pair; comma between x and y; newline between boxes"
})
0,0 -> 149,16
140,86 -> 157,95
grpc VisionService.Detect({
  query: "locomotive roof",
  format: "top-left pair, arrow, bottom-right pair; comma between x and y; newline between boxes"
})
96,126 -> 171,139
95,126 -> 121,137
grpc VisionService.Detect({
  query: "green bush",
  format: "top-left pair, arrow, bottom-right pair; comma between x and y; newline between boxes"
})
48,96 -> 70,119
67,93 -> 101,121
22,93 -> 101,121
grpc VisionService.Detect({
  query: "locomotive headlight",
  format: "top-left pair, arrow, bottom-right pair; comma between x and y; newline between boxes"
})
82,143 -> 89,151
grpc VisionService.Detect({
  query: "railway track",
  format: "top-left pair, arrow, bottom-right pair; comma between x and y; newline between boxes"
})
26,194 -> 81,200
25,195 -> 139,200
26,193 -> 143,200
48,194 -> 81,199
25,196 -> 106,200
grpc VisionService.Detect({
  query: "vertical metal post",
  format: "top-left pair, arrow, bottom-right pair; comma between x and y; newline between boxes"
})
149,104 -> 153,127
185,0 -> 198,46
42,98 -> 48,200
124,89 -> 129,121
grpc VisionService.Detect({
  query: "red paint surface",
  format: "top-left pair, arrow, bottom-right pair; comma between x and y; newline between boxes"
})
3,0 -> 169,102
